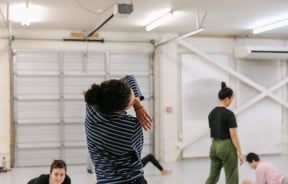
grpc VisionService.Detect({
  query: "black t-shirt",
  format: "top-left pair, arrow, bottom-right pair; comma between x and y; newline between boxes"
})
27,174 -> 71,184
208,106 -> 237,139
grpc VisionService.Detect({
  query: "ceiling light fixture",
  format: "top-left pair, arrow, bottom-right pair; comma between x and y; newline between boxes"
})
21,1 -> 32,26
154,10 -> 207,47
145,11 -> 173,32
252,18 -> 288,34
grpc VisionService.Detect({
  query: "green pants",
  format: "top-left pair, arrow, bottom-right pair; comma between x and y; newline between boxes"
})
205,139 -> 238,184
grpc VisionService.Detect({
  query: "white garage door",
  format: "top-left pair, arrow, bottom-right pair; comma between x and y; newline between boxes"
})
13,50 -> 154,167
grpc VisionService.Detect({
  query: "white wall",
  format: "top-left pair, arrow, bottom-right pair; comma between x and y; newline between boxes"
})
178,37 -> 288,158
0,37 -> 11,167
1,29 -> 288,167
154,34 -> 180,161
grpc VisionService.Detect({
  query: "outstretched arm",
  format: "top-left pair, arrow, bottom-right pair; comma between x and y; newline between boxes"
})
122,75 -> 152,130
122,75 -> 144,100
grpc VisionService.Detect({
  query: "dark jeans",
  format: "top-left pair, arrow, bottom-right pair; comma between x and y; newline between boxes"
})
129,176 -> 147,184
116,176 -> 147,184
96,177 -> 147,184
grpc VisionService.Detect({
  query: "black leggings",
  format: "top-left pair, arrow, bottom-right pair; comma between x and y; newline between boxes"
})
141,154 -> 163,171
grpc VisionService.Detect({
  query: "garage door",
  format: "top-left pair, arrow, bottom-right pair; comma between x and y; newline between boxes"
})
13,50 -> 154,167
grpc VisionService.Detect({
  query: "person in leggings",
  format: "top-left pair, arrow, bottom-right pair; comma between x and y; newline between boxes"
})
141,154 -> 172,175
205,81 -> 244,184
88,153 -> 172,176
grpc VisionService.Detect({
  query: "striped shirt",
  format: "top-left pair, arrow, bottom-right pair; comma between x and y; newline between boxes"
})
85,75 -> 144,184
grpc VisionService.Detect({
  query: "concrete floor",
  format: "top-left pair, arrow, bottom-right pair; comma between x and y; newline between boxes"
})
0,154 -> 287,184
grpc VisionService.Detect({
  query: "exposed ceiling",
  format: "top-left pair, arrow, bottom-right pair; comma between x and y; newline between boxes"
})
1,0 -> 288,38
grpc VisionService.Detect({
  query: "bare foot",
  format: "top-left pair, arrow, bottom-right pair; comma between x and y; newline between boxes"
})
161,169 -> 172,175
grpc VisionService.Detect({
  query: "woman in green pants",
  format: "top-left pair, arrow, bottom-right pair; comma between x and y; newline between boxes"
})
205,82 -> 244,184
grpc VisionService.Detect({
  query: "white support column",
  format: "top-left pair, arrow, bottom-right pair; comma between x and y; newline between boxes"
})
0,37 -> 11,167
154,34 -> 180,161
282,60 -> 288,154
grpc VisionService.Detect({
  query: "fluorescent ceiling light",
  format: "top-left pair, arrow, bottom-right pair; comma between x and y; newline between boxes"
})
21,5 -> 32,26
253,18 -> 288,34
146,11 -> 173,32
10,3 -> 44,25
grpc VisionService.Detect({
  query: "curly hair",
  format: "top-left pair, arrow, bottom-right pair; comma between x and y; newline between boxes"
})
84,79 -> 131,114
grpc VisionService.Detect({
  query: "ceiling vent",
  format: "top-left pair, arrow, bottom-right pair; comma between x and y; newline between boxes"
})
234,46 -> 288,60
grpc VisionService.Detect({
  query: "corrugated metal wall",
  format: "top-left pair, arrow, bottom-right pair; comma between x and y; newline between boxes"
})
13,50 -> 154,167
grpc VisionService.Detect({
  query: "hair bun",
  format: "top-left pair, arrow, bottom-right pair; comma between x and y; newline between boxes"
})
221,81 -> 227,89
218,81 -> 233,100
85,84 -> 101,105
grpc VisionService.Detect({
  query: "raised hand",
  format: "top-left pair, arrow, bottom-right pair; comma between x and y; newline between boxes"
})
133,98 -> 152,131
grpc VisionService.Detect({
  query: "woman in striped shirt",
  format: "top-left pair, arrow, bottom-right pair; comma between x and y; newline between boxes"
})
84,75 -> 152,184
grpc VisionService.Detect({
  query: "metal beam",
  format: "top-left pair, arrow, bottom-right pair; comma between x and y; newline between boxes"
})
85,14 -> 114,39
235,77 -> 288,114
155,11 -> 207,48
178,39 -> 288,108
177,39 -> 288,151
155,28 -> 205,48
